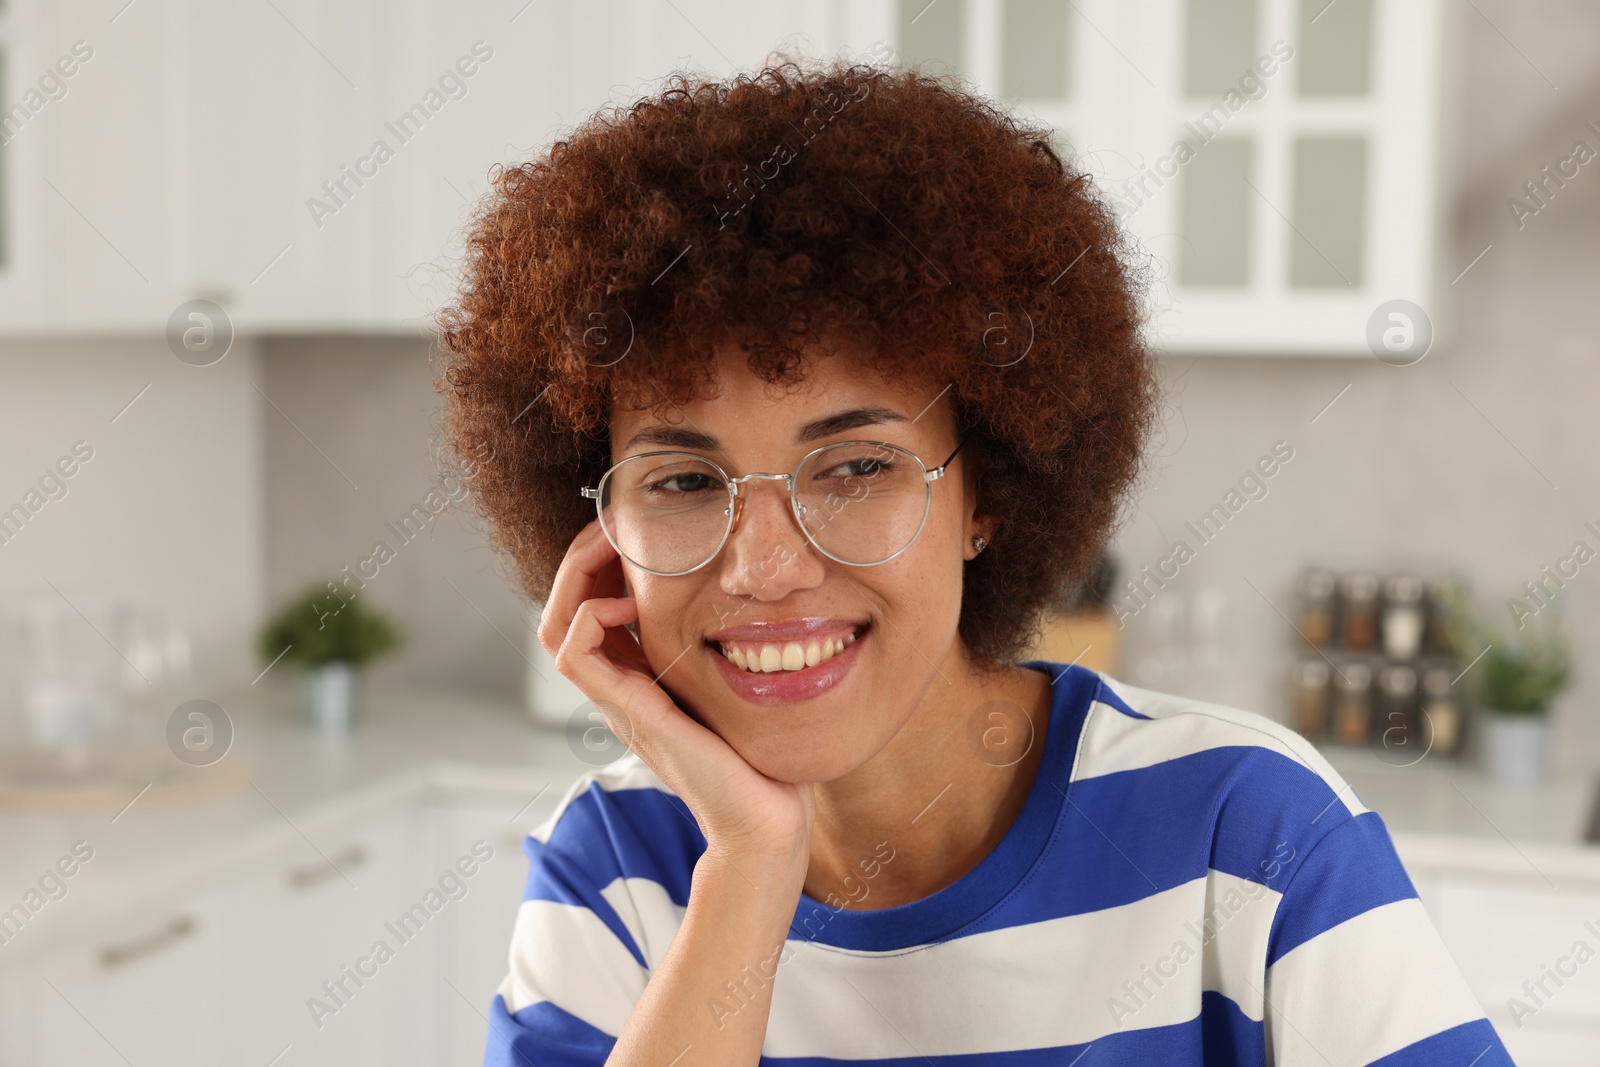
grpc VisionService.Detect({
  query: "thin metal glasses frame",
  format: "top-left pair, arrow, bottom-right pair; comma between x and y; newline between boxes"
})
580,430 -> 972,576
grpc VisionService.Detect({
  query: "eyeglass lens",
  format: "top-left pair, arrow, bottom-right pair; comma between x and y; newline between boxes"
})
597,442 -> 931,573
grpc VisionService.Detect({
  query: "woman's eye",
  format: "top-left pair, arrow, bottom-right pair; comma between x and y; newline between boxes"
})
648,472 -> 718,494
827,458 -> 894,479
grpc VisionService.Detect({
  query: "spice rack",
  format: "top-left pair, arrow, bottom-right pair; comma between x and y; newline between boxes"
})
1289,567 -> 1469,760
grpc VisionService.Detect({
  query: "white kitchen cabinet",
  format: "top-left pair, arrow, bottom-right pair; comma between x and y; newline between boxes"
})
0,796 -> 433,1067
891,0 -> 1445,355
0,0 -> 847,334
421,785 -> 568,1064
22,879 -> 231,1067
1430,874 -> 1600,1065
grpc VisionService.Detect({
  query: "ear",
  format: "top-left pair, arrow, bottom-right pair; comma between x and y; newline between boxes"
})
965,511 -> 999,560
960,449 -> 996,560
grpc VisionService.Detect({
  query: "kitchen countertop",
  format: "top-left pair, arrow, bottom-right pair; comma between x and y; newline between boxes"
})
0,681 -> 595,966
3,680 -> 1599,968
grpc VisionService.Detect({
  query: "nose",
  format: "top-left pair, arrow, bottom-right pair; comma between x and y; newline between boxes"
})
718,476 -> 824,600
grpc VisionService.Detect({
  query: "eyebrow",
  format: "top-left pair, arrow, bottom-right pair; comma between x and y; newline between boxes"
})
621,405 -> 911,453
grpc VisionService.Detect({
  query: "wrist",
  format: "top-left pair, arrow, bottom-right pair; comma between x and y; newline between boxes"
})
696,842 -> 809,896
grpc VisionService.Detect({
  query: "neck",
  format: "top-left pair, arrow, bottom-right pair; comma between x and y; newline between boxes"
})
801,641 -> 1054,910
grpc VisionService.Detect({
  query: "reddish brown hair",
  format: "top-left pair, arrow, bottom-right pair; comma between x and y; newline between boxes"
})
434,57 -> 1159,666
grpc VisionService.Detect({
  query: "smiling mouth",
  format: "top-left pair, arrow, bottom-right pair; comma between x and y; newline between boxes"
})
707,623 -> 869,674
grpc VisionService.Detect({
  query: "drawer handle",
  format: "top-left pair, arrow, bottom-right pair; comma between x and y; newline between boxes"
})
288,844 -> 368,889
99,915 -> 196,969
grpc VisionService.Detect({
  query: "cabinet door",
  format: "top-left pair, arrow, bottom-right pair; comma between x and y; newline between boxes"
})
28,883 -> 230,1067
891,0 -> 1444,355
424,788 -> 568,1064
1433,876 -> 1600,1066
262,797 -> 433,1067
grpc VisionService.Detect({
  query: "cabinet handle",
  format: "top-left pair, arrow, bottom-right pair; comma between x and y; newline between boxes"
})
99,915 -> 196,969
287,844 -> 367,889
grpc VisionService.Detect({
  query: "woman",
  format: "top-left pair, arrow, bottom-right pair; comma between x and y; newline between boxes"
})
436,58 -> 1512,1067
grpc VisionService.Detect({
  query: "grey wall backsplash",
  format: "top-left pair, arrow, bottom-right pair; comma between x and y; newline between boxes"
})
261,337 -> 526,700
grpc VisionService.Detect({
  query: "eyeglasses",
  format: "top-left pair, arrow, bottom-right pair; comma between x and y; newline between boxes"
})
581,432 -> 971,576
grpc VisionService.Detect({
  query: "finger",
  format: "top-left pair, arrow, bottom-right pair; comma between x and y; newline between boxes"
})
558,597 -> 659,742
538,519 -> 618,655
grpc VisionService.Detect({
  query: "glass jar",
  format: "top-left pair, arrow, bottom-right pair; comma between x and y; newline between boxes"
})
1332,659 -> 1375,746
1420,665 -> 1463,757
1297,569 -> 1336,648
1291,658 -> 1331,738
1338,573 -> 1380,651
1377,664 -> 1420,761
1381,575 -> 1425,661
1425,574 -> 1466,657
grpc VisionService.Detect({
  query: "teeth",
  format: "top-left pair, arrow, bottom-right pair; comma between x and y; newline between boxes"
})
718,632 -> 861,674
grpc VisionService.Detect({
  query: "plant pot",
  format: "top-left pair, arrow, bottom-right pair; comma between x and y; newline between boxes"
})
303,661 -> 361,736
1481,709 -> 1551,787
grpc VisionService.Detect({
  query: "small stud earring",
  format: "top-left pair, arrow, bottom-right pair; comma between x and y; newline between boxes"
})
971,535 -> 988,554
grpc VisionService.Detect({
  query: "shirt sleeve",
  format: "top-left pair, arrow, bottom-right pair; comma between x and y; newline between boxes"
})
482,792 -> 653,1067
1262,810 -> 1517,1066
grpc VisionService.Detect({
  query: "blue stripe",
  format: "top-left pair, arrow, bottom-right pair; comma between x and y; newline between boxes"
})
1266,810 -> 1417,965
916,746 -> 1366,948
485,993 -> 617,1067
1364,1018 -> 1514,1066
523,835 -> 648,970
525,780 -> 706,909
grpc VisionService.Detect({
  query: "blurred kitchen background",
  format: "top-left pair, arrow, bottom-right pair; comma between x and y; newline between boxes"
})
2,0 -> 1599,1064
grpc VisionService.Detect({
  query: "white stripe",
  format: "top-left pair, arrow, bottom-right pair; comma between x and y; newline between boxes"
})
760,869 -> 1280,1058
1085,675 -> 1368,820
531,753 -> 673,845
1266,898 -> 1487,1066
599,875 -> 688,972
501,897 -> 649,1028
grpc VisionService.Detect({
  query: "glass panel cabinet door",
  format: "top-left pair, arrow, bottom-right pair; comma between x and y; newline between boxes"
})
893,0 -> 1443,355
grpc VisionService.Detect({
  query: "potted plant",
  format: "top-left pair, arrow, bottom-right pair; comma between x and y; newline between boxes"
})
258,584 -> 401,735
1444,591 -> 1572,787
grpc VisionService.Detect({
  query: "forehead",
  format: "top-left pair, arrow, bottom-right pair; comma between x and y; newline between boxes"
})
608,344 -> 945,451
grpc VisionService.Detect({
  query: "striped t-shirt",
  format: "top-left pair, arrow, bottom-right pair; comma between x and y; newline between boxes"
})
486,660 -> 1515,1065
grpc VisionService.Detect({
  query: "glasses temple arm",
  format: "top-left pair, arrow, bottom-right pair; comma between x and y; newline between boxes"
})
934,428 -> 973,473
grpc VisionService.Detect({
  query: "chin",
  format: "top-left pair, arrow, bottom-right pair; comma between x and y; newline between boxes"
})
733,741 -> 862,785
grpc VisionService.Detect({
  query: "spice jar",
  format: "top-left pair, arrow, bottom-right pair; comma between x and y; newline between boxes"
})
1291,659 -> 1331,738
1297,569 -> 1336,648
1381,575 -> 1425,661
1420,665 -> 1463,757
1377,664 -> 1420,760
1332,660 -> 1375,746
1338,573 -> 1380,651
1425,575 -> 1466,657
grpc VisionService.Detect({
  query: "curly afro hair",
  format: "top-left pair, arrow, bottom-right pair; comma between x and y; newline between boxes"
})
434,55 -> 1159,668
